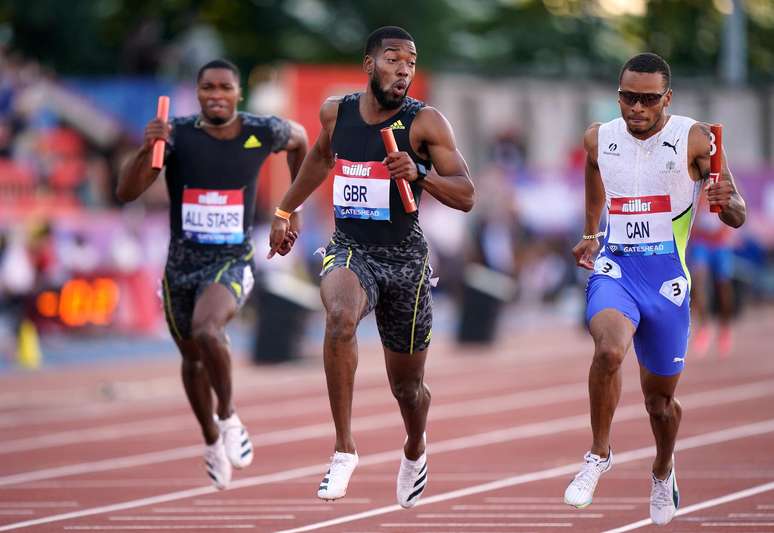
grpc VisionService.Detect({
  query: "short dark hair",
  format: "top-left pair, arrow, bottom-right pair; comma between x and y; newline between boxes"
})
365,26 -> 414,57
197,59 -> 240,83
619,53 -> 671,89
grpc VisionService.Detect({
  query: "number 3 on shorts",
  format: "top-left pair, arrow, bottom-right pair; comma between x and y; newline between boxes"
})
659,276 -> 688,306
593,256 -> 622,279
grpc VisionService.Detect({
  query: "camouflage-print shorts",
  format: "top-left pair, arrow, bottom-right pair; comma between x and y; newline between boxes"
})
162,238 -> 256,341
320,230 -> 433,354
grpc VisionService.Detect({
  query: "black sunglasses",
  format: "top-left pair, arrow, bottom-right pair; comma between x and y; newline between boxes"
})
618,88 -> 669,107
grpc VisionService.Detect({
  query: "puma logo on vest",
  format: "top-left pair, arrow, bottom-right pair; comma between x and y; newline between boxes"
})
662,139 -> 678,155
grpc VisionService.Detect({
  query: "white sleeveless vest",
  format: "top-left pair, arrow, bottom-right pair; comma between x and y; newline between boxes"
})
597,115 -> 701,275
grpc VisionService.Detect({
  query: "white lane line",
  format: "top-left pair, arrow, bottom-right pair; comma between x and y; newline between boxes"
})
0,380 -> 593,486
729,513 -> 774,518
0,502 -> 78,508
381,523 -> 572,528
64,526 -> 256,530
0,512 -> 33,516
701,523 -> 774,527
454,504 -> 637,511
272,419 -> 774,533
108,515 -> 293,521
193,499 -> 372,505
0,338 -> 566,427
757,505 -> 774,510
0,380 -> 586,455
152,507 -> 334,513
417,512 -> 604,518
601,480 -> 774,532
483,497 -> 648,503
1,400 -> 772,531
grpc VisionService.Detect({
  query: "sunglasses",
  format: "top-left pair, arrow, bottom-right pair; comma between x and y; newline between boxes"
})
618,88 -> 669,107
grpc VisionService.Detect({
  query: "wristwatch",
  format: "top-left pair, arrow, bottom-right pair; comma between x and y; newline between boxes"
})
415,162 -> 428,182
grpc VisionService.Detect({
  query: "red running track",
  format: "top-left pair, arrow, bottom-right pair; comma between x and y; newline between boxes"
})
1,308 -> 773,532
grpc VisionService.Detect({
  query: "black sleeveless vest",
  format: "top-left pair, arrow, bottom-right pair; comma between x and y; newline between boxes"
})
330,93 -> 432,245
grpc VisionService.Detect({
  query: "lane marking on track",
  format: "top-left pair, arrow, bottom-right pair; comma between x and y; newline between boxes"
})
63,527 -> 257,530
4,376 -> 770,487
454,504 -> 637,511
380,523 -> 573,528
0,381 -> 588,455
601,480 -> 774,532
416,513 -> 605,518
1,386 -> 773,531
0,502 -> 78,508
107,515 -> 293,521
272,419 -> 774,533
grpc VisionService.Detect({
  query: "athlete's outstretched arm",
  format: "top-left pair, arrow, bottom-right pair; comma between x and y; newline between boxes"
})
572,123 -> 605,270
283,119 -> 309,182
388,107 -> 474,212
116,118 -> 170,202
267,100 -> 338,258
690,123 -> 746,228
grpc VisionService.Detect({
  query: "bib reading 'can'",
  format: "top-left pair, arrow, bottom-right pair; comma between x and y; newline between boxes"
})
587,115 -> 703,377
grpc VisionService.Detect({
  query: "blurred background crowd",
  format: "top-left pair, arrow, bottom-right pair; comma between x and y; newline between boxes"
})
0,0 -> 772,368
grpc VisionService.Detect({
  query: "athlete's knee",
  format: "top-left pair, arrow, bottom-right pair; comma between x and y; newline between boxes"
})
644,393 -> 678,421
390,377 -> 426,410
191,319 -> 226,348
326,306 -> 359,343
592,341 -> 626,375
181,356 -> 205,376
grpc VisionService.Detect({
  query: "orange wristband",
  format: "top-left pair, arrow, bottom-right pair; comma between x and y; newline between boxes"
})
274,207 -> 292,221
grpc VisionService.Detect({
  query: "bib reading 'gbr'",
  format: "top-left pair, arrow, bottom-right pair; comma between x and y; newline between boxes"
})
330,93 -> 432,245
597,115 -> 701,280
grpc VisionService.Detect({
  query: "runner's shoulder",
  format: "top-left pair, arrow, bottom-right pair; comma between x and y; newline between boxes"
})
169,114 -> 198,129
584,122 -> 602,151
240,112 -> 287,130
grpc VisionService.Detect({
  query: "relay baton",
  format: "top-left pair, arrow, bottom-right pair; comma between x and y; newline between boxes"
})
380,127 -> 418,213
151,96 -> 170,170
709,123 -> 722,213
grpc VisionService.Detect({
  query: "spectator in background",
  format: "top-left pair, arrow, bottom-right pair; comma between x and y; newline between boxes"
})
689,192 -> 737,357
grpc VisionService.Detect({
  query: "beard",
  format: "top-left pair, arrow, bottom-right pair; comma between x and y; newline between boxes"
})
202,112 -> 229,125
370,73 -> 409,110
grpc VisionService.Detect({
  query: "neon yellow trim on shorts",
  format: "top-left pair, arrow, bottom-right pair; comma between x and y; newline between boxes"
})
162,274 -> 183,341
345,248 -> 352,269
230,281 -> 242,298
409,253 -> 429,355
214,260 -> 233,283
323,254 -> 335,269
243,247 -> 255,261
672,206 -> 693,287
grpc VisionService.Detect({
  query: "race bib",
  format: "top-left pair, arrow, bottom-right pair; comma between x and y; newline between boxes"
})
182,188 -> 244,245
607,195 -> 674,256
332,159 -> 391,221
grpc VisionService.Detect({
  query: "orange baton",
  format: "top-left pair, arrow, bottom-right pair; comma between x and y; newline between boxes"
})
380,127 -> 418,213
709,123 -> 722,213
151,96 -> 170,170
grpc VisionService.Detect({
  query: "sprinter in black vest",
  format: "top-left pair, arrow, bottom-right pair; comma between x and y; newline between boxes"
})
117,59 -> 308,490
268,27 -> 474,507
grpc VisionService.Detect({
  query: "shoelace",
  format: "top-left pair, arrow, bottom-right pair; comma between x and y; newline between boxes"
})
571,453 -> 608,492
651,476 -> 674,509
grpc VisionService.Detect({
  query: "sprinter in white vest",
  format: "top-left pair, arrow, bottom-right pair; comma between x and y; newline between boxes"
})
563,53 -> 746,525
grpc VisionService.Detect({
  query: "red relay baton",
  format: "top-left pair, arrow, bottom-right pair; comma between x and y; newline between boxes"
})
380,127 -> 418,213
151,96 -> 170,170
709,123 -> 722,213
